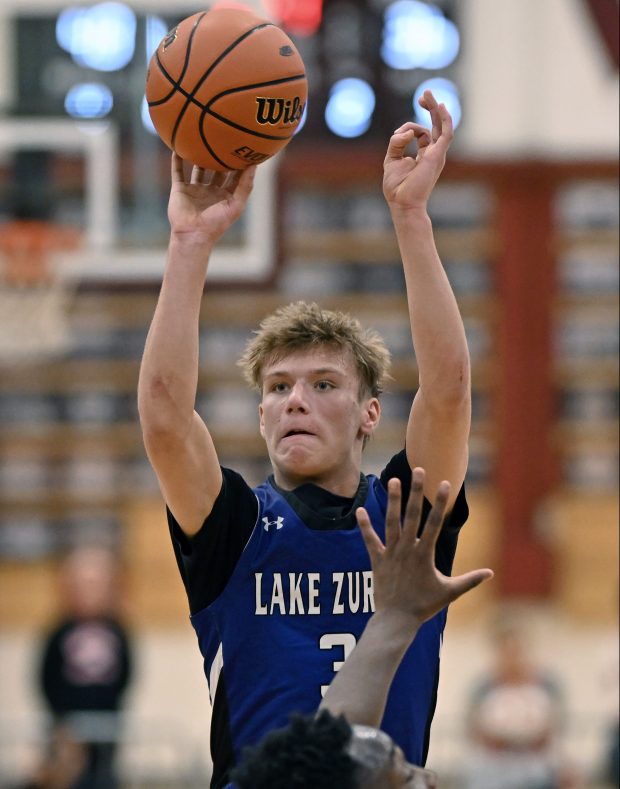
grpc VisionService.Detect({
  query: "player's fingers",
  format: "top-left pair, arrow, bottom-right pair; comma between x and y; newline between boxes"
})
418,90 -> 442,142
393,121 -> 417,135
431,104 -> 454,154
418,89 -> 437,108
419,481 -> 450,550
222,169 -> 242,193
171,153 -> 185,182
418,90 -> 438,113
438,103 -> 454,140
385,478 -> 402,547
385,124 -> 427,163
402,468 -> 425,537
385,129 -> 414,163
356,506 -> 384,563
386,124 -> 432,163
190,166 -> 209,185
208,171 -> 230,188
415,128 -> 432,149
444,568 -> 494,605
229,164 -> 257,200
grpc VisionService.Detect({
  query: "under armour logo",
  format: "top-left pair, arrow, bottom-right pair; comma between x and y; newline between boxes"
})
263,516 -> 284,532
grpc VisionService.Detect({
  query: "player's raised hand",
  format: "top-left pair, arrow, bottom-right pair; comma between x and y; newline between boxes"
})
168,153 -> 256,243
356,469 -> 493,630
383,90 -> 453,213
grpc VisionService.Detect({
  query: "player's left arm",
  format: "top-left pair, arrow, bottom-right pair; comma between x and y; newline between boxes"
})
383,91 -> 470,510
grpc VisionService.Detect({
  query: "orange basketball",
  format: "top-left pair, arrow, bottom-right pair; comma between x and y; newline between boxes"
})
145,7 -> 307,171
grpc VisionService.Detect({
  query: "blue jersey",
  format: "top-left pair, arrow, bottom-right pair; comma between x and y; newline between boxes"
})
190,471 -> 452,785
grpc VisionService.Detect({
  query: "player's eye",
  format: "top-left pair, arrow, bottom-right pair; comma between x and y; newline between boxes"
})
315,380 -> 334,391
271,382 -> 289,393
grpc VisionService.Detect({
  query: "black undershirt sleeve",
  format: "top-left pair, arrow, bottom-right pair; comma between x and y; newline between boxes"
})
380,449 -> 469,576
167,468 -> 259,615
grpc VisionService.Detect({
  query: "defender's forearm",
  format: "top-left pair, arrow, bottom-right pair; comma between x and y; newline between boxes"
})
319,612 -> 419,728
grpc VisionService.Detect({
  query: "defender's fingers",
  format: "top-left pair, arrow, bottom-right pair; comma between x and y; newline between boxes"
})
385,478 -> 403,547
418,481 -> 451,549
356,506 -> 384,563
402,468 -> 425,537
444,568 -> 494,605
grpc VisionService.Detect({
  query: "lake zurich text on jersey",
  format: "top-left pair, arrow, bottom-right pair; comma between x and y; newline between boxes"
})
254,571 -> 375,616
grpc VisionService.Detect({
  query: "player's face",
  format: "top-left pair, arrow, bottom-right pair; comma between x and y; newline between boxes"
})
349,726 -> 438,788
258,346 -> 380,492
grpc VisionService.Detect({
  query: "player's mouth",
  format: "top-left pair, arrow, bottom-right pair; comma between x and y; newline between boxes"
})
282,429 -> 316,440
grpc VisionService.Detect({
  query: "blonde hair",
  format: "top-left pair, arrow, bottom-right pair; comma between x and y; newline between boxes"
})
238,301 -> 391,398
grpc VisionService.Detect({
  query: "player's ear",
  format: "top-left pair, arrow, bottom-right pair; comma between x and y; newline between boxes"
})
360,397 -> 380,437
258,403 -> 266,437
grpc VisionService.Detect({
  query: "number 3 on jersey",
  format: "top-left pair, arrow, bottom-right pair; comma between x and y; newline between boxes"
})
319,632 -> 358,697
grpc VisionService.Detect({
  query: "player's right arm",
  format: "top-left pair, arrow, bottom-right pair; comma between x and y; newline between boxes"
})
138,155 -> 256,536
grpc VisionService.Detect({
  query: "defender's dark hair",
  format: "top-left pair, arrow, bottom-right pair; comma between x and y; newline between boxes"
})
230,710 -> 360,789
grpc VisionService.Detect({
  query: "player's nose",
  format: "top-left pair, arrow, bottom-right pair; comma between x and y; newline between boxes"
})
285,381 -> 309,412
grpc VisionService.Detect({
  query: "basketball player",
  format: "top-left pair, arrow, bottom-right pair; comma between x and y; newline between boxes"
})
229,471 -> 493,788
139,90 -> 470,787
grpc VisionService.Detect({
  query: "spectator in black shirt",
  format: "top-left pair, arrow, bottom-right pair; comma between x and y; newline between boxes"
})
24,545 -> 133,789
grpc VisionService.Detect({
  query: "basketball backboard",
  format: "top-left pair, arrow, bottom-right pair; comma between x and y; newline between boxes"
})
0,117 -> 277,284
0,0 -> 279,285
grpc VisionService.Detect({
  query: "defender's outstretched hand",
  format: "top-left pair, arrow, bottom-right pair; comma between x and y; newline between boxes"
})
356,469 -> 493,629
168,154 -> 256,244
383,90 -> 453,213
322,469 -> 492,728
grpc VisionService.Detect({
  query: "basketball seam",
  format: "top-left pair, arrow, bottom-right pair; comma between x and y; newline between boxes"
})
148,74 -> 192,107
149,12 -> 208,107
149,72 -> 306,113
171,22 -> 274,151
203,108 -> 292,141
197,128 -> 232,170
205,73 -> 307,109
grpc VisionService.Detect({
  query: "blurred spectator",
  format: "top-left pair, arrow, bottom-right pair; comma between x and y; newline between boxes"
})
461,621 -> 579,789
19,545 -> 133,789
601,721 -> 619,788
597,592 -> 619,789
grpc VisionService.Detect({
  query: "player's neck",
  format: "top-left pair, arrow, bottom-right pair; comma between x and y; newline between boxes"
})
273,466 -> 361,498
